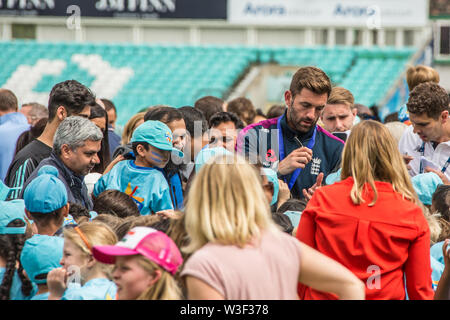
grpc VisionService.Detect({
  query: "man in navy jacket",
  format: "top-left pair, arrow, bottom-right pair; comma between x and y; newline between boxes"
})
237,67 -> 344,200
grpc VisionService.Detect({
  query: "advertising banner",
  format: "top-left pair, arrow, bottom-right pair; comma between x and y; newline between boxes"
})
0,0 -> 227,19
228,0 -> 428,27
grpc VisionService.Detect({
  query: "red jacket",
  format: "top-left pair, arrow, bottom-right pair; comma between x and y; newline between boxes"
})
296,177 -> 434,300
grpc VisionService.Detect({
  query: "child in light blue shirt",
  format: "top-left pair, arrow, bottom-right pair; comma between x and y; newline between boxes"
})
0,199 -> 37,300
94,121 -> 183,215
47,222 -> 118,300
20,234 -> 64,300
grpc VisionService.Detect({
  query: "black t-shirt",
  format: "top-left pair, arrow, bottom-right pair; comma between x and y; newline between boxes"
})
5,139 -> 52,199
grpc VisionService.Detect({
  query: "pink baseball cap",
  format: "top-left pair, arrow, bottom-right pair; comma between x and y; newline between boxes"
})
92,227 -> 183,275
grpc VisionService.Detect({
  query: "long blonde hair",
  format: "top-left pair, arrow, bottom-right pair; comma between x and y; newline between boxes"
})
183,154 -> 277,254
64,222 -> 118,279
341,120 -> 418,206
135,256 -> 182,300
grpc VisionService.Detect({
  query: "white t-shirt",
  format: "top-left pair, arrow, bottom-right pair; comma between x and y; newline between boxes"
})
398,125 -> 450,180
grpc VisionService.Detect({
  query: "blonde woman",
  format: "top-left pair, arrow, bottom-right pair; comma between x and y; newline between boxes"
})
92,226 -> 183,300
297,120 -> 434,300
47,222 -> 118,300
180,154 -> 365,300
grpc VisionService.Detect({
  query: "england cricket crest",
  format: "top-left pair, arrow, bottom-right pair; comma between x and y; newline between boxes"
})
310,157 -> 321,175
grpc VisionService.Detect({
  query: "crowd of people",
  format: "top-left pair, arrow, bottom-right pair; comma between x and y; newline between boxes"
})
0,64 -> 449,300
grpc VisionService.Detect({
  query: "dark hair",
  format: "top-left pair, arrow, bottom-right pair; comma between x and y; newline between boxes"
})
433,185 -> 450,242
47,80 -> 96,121
194,96 -> 224,123
143,106 -> 186,174
93,189 -> 140,219
209,111 -> 245,130
0,219 -> 33,300
277,199 -> 307,214
14,117 -> 48,157
290,67 -> 332,98
68,201 -> 91,221
144,106 -> 183,123
178,106 -> 208,136
116,215 -> 171,240
433,185 -> 450,221
0,89 -> 18,112
89,104 -> 111,173
266,105 -> 286,119
28,207 -> 65,228
131,141 -> 150,157
407,82 -> 450,119
383,112 -> 399,124
101,98 -> 116,113
226,97 -> 256,125
272,212 -> 294,234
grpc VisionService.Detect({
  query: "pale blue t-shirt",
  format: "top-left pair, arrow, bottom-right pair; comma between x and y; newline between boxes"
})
61,278 -> 117,300
93,160 -> 173,215
0,268 -> 37,300
430,241 -> 445,290
31,291 -> 49,300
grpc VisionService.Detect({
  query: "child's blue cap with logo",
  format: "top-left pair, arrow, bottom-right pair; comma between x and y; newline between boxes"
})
23,165 -> 68,213
20,234 -> 64,284
131,120 -> 184,158
0,199 -> 27,235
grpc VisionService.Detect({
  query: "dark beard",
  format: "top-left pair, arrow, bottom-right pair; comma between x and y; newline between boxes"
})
287,103 -> 317,134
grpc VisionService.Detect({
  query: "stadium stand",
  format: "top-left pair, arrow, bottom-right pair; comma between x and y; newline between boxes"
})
0,40 -> 415,126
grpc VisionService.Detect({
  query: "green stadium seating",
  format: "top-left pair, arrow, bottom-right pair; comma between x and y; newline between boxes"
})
0,40 -> 415,126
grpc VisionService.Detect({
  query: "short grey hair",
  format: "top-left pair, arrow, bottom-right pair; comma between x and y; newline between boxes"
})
53,116 -> 103,155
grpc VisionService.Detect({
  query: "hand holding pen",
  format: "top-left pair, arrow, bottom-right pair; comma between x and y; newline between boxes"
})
278,136 -> 313,176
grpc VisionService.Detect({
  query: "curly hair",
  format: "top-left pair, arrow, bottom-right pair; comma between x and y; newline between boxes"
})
0,219 -> 33,300
406,82 -> 450,119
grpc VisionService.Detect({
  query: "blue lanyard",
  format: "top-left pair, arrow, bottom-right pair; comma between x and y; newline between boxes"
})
277,115 -> 317,190
418,142 -> 450,174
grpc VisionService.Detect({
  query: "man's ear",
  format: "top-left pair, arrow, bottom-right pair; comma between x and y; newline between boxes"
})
56,106 -> 67,121
352,107 -> 358,117
441,110 -> 449,124
60,144 -> 72,160
284,90 -> 292,109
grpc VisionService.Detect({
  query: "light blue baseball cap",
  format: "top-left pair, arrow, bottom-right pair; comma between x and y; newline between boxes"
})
20,234 -> 64,284
261,168 -> 279,206
23,165 -> 68,213
325,168 -> 342,186
412,172 -> 443,205
0,199 -> 27,235
131,120 -> 184,158
283,210 -> 303,229
194,147 -> 233,173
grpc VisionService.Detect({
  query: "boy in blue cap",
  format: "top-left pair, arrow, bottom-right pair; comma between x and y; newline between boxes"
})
0,199 -> 37,300
20,234 -> 64,300
94,121 -> 183,215
23,165 -> 70,236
